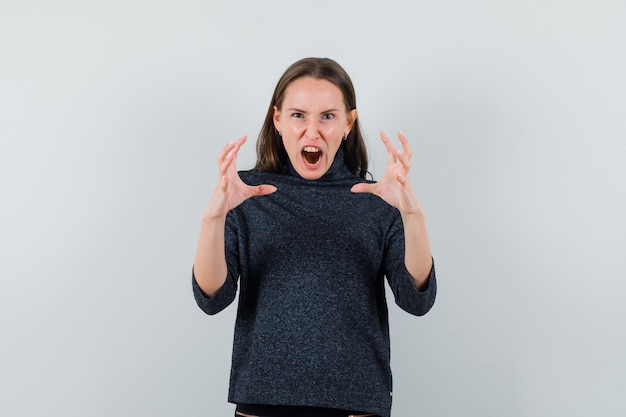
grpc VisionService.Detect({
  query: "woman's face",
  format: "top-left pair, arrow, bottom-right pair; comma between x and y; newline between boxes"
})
273,77 -> 357,180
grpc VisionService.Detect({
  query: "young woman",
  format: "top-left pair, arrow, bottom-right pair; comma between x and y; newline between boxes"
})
193,57 -> 436,417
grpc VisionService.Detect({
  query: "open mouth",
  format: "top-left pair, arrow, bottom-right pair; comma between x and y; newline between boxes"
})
302,146 -> 322,166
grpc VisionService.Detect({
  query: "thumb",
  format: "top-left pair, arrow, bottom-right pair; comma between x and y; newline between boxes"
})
351,183 -> 374,194
254,184 -> 278,196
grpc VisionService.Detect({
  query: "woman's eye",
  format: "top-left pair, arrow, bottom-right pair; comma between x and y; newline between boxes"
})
292,112 -> 303,118
322,113 -> 334,120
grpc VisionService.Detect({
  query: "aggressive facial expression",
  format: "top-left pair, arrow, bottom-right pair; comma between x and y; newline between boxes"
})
273,77 -> 357,180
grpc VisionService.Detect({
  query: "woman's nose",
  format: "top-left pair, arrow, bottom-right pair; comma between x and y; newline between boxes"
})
304,119 -> 320,138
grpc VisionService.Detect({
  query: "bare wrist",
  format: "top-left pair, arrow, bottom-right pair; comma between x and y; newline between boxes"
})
201,207 -> 227,223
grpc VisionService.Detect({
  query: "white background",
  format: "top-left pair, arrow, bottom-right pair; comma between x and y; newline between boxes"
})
1,1 -> 625,416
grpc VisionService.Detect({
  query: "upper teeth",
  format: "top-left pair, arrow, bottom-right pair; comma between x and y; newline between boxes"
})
303,146 -> 320,153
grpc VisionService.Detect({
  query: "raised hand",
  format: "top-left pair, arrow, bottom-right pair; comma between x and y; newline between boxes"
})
351,131 -> 423,215
205,135 -> 277,219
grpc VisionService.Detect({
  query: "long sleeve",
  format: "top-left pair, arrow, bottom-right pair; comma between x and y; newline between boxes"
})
384,212 -> 437,316
192,212 -> 240,315
192,268 -> 237,315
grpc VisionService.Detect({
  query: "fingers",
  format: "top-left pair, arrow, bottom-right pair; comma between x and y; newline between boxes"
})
381,131 -> 412,163
381,130 -> 412,166
397,131 -> 413,161
219,135 -> 246,163
229,134 -> 247,157
216,135 -> 247,192
218,135 -> 247,174
380,131 -> 397,164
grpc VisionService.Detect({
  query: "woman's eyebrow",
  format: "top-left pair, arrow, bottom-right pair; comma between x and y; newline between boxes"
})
286,107 -> 339,113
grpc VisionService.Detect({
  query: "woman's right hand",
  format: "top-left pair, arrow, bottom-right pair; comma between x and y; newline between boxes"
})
204,135 -> 277,219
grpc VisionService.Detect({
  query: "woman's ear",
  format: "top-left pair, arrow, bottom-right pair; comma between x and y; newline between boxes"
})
347,109 -> 358,130
273,105 -> 281,131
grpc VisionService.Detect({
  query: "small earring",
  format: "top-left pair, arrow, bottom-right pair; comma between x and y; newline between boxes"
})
343,132 -> 348,141
277,130 -> 282,137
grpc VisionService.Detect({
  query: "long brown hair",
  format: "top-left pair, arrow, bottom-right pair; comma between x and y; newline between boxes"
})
253,57 -> 369,178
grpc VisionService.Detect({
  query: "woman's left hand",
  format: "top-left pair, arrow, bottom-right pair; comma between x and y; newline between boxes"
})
351,131 -> 423,216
